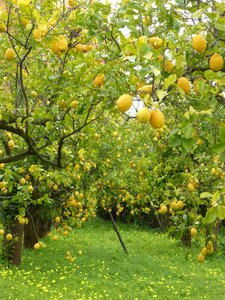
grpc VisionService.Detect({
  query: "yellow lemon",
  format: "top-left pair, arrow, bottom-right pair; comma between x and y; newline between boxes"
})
6,233 -> 13,241
74,44 -> 86,52
55,216 -> 61,223
159,205 -> 167,214
34,242 -> 41,249
142,16 -> 152,26
148,37 -> 163,49
201,247 -> 208,257
17,0 -> 30,6
164,60 -> 175,73
176,200 -> 185,210
51,35 -> 68,56
190,227 -> 197,237
0,182 -> 6,189
177,77 -> 191,94
8,139 -> 14,150
27,185 -> 34,193
52,235 -> 58,241
53,184 -> 58,191
187,182 -> 195,191
70,100 -> 79,108
38,24 -> 48,36
138,85 -> 152,98
33,28 -> 42,41
192,34 -> 207,53
198,253 -> 205,262
136,107 -> 151,123
18,217 -> 26,225
0,22 -> 6,32
116,94 -> 133,113
5,48 -> 16,60
149,110 -> 165,129
68,0 -> 77,7
93,73 -> 105,87
209,53 -> 224,71
170,201 -> 178,210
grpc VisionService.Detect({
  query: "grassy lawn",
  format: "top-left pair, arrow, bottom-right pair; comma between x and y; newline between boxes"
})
0,218 -> 225,300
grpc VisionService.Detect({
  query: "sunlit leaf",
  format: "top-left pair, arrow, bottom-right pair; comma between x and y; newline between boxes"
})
200,192 -> 213,199
156,90 -> 168,101
203,207 -> 217,224
164,74 -> 177,90
217,206 -> 225,220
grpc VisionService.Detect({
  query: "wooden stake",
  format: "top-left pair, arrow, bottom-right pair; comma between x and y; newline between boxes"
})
109,211 -> 128,254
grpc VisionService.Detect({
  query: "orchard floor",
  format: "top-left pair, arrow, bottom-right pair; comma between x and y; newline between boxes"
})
0,218 -> 225,300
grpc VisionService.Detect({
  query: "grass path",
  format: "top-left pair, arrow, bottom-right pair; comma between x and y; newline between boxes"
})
0,219 -> 225,300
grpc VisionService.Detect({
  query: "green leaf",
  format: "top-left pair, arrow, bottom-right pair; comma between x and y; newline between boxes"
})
198,109 -> 213,115
164,74 -> 177,89
191,9 -> 204,19
214,22 -> 225,31
219,126 -> 225,142
212,142 -> 225,154
182,138 -> 194,152
204,70 -> 217,80
33,9 -> 41,22
168,130 -> 181,147
37,195 -> 52,205
212,191 -> 221,202
217,206 -> 225,220
150,65 -> 160,76
156,90 -> 168,101
203,207 -> 217,224
175,55 -> 186,74
200,192 -> 213,199
182,125 -> 194,139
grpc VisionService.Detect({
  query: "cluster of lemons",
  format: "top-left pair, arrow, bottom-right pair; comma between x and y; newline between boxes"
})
193,34 -> 224,70
197,241 -> 214,263
157,200 -> 185,215
176,34 -> 224,95
190,227 -> 214,263
116,94 -> 165,129
116,33 -> 224,131
51,35 -> 68,56
0,229 -> 13,241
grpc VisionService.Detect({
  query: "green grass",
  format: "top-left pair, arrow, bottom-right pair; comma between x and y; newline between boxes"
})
0,218 -> 225,300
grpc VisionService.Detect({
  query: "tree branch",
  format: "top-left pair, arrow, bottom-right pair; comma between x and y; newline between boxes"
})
0,123 -> 28,142
57,109 -> 103,168
0,150 -> 32,163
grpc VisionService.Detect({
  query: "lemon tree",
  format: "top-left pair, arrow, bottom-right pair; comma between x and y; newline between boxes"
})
0,0 -> 126,265
97,0 -> 225,259
0,0 -> 225,266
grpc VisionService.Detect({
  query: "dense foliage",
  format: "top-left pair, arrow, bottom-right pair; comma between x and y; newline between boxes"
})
0,0 -> 224,265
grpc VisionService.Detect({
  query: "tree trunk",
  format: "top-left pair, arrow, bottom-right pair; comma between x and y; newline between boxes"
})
206,218 -> 222,252
2,221 -> 24,266
24,205 -> 52,248
181,229 -> 191,247
212,219 -> 222,251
